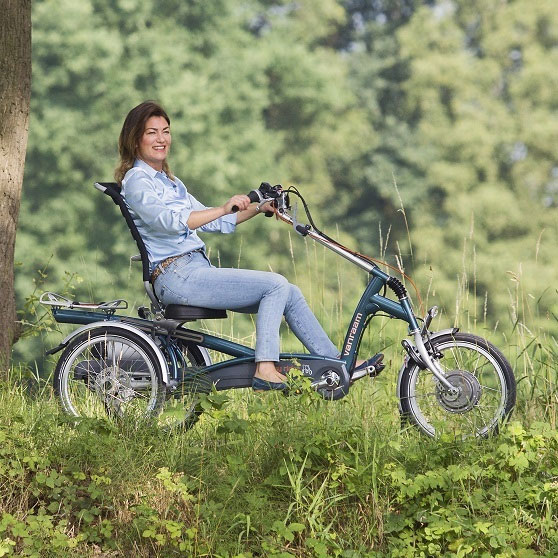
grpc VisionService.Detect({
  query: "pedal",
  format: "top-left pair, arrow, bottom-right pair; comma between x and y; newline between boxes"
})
352,353 -> 385,381
366,354 -> 385,377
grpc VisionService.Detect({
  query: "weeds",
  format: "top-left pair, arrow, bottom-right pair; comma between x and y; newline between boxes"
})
1,354 -> 558,557
6,196 -> 558,555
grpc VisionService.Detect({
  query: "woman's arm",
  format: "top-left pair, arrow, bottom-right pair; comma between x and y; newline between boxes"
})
124,173 -> 193,234
235,200 -> 276,224
187,194 -> 250,229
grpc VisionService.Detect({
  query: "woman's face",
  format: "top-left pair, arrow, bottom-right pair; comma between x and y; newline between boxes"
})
137,115 -> 171,171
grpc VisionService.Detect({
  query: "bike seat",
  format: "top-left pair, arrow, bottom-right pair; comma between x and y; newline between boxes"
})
164,304 -> 227,320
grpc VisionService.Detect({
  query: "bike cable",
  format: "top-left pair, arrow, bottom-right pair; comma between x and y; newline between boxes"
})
284,186 -> 425,313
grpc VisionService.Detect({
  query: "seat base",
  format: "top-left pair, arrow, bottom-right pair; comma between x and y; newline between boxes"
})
164,304 -> 227,320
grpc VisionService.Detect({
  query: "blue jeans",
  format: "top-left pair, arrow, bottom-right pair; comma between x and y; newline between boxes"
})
153,251 -> 339,362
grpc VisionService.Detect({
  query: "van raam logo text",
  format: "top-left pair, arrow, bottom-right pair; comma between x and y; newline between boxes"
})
343,312 -> 363,355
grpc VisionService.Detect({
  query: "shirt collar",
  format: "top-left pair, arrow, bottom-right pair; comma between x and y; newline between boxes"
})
134,158 -> 165,178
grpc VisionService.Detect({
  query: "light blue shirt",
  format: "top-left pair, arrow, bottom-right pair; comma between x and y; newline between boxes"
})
121,159 -> 237,271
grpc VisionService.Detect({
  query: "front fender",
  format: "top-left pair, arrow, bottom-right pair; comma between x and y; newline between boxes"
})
396,327 -> 459,413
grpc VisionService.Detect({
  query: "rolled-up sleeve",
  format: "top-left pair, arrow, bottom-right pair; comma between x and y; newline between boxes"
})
190,195 -> 237,234
124,172 -> 193,235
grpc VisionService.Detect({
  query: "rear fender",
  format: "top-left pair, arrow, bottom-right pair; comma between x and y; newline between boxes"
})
57,321 -> 171,385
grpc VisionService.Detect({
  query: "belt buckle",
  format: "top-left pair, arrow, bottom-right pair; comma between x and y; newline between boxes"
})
152,258 -> 169,283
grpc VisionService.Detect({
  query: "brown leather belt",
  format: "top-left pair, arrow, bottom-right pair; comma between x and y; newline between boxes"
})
151,255 -> 183,283
150,249 -> 200,283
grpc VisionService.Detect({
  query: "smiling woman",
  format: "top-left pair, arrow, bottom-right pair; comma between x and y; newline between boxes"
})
138,116 -> 171,171
114,101 -> 175,183
115,101 -> 341,390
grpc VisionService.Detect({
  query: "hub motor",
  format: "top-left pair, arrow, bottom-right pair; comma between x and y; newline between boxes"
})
436,370 -> 482,413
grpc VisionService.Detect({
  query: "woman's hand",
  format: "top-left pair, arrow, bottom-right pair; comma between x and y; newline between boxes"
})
258,200 -> 276,215
223,195 -> 251,214
234,198 -> 277,224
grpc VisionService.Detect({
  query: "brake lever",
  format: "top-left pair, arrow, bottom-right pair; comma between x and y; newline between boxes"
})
291,201 -> 311,236
260,200 -> 275,218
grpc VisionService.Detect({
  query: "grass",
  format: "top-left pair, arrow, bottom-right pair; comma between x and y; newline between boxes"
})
6,208 -> 558,556
2,312 -> 558,557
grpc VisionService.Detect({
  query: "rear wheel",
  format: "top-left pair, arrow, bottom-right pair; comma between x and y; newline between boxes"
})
54,326 -> 164,422
399,332 -> 516,438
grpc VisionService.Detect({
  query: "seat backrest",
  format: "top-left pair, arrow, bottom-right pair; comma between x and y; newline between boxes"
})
93,181 -> 228,322
94,182 -> 151,282
94,182 -> 164,314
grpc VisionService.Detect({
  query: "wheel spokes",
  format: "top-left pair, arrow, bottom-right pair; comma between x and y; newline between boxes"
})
409,342 -> 507,437
62,334 -> 160,420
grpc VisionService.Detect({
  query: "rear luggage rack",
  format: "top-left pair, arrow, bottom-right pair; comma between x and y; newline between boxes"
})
40,292 -> 128,314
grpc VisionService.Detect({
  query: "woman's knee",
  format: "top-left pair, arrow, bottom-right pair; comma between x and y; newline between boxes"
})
286,283 -> 305,307
266,272 -> 289,293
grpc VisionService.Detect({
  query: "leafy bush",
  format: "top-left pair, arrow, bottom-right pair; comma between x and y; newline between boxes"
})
1,370 -> 558,557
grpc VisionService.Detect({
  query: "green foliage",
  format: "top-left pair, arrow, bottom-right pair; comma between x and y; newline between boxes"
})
393,0 -> 558,328
2,362 -> 558,557
381,421 -> 558,557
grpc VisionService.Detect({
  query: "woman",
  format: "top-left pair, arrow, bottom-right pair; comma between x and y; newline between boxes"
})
116,100 -> 341,390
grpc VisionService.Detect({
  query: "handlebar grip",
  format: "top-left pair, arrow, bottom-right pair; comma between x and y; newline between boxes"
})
232,190 -> 261,212
248,190 -> 261,203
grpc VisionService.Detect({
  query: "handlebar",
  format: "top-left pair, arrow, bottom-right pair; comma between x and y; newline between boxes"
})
233,184 -> 415,304
231,182 -> 283,216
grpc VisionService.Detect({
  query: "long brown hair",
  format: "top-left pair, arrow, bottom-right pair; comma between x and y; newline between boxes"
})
114,101 -> 174,185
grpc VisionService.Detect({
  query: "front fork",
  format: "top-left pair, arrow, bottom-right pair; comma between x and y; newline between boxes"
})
403,306 -> 459,394
412,331 -> 458,393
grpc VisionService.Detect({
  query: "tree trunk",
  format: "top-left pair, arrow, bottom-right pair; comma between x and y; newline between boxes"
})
0,0 -> 32,371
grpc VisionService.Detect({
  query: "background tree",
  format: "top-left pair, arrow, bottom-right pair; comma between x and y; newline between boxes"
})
13,0 -> 558,367
397,0 -> 558,327
0,0 -> 31,369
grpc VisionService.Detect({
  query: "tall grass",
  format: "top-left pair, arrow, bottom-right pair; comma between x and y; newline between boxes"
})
2,335 -> 558,557
5,215 -> 558,556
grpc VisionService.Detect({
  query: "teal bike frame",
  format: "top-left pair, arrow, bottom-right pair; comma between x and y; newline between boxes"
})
44,189 -> 457,395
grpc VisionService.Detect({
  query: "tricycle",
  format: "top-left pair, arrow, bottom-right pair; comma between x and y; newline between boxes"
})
40,182 -> 516,437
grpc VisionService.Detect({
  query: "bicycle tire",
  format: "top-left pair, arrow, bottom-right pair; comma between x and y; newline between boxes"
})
54,326 -> 165,422
399,332 -> 516,438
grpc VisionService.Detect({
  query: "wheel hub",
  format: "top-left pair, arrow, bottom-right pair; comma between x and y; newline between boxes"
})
436,370 -> 482,413
94,366 -> 135,407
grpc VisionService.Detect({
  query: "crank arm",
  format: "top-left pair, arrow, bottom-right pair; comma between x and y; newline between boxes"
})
311,376 -> 337,390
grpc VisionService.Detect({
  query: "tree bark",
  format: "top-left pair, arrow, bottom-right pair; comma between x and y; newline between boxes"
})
0,0 -> 32,371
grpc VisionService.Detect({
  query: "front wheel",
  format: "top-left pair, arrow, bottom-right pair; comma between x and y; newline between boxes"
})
398,332 -> 516,438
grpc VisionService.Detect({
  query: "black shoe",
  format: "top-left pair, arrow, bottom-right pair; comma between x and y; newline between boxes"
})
252,377 -> 288,391
353,353 -> 385,377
